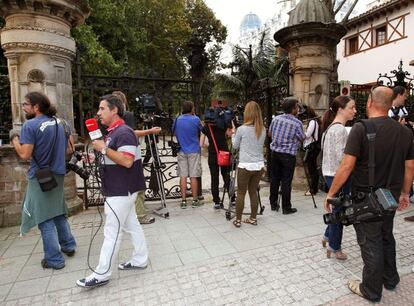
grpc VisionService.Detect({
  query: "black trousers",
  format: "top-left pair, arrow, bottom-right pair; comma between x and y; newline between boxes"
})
353,213 -> 399,302
209,162 -> 230,204
304,148 -> 320,194
269,152 -> 296,210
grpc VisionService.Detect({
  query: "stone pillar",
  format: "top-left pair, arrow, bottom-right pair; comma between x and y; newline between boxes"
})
274,22 -> 346,191
0,1 -> 90,227
274,23 -> 346,112
1,1 -> 90,130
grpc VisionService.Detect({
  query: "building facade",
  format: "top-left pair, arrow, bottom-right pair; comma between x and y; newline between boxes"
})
337,0 -> 414,84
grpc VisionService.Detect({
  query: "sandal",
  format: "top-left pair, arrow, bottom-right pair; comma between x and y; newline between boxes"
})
348,280 -> 364,298
304,190 -> 312,196
233,220 -> 241,228
243,218 -> 257,226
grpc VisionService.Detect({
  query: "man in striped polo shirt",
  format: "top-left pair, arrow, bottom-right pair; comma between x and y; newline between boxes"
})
77,94 -> 148,288
268,97 -> 305,214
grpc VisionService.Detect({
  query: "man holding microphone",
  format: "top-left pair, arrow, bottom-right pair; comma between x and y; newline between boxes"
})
77,94 -> 148,288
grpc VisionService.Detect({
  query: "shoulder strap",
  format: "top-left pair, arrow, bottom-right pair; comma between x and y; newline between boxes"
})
358,119 -> 376,190
32,117 -> 59,169
321,122 -> 341,148
310,119 -> 317,142
208,124 -> 219,154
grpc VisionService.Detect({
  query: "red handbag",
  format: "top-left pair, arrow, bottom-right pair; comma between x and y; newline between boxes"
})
208,124 -> 231,167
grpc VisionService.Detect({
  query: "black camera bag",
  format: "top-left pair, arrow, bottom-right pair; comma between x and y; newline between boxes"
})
170,117 -> 181,157
354,119 -> 399,222
33,117 -> 59,192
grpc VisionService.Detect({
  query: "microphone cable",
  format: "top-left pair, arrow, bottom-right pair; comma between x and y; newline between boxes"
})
85,146 -> 121,276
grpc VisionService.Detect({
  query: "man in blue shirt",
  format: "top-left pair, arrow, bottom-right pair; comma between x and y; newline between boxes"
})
173,100 -> 203,208
268,97 -> 305,214
11,91 -> 76,270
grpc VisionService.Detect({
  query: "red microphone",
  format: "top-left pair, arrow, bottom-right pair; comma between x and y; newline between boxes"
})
85,118 -> 103,141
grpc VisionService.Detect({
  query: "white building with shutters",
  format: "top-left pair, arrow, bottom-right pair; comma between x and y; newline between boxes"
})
337,0 -> 414,84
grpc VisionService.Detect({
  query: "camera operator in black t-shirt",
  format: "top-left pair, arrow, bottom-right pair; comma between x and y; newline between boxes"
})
324,86 -> 414,302
200,105 -> 233,209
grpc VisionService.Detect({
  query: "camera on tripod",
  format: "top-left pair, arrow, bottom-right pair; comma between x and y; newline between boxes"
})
66,151 -> 90,180
323,189 -> 398,226
136,95 -> 158,114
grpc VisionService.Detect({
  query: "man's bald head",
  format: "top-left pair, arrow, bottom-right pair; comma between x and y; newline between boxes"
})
370,86 -> 393,110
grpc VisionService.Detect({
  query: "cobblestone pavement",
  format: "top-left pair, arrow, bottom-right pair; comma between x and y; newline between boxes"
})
0,187 -> 413,306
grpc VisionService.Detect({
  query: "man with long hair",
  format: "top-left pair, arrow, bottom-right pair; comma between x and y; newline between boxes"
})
11,91 -> 76,270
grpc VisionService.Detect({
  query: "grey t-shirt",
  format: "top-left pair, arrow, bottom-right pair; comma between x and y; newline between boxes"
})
232,125 -> 265,164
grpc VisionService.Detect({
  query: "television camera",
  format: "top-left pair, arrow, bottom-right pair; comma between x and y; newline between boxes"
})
323,189 -> 398,226
204,103 -> 244,129
66,151 -> 90,180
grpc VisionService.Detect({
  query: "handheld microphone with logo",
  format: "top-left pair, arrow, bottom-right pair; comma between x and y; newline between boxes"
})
85,118 -> 103,140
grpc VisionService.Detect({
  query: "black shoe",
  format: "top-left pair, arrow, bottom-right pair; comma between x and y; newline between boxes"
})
271,204 -> 280,212
41,259 -> 65,270
76,277 -> 109,288
62,249 -> 75,257
384,283 -> 397,291
282,208 -> 297,215
214,202 -> 221,209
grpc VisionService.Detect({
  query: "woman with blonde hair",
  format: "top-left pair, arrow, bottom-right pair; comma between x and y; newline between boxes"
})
232,101 -> 266,227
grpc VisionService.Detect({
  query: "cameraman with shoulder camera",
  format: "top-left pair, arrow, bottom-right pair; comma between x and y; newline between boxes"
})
200,104 -> 232,209
324,86 -> 414,302
10,92 -> 76,270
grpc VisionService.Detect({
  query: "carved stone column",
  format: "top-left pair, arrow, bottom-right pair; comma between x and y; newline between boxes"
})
0,0 -> 90,130
274,22 -> 346,112
0,1 -> 90,226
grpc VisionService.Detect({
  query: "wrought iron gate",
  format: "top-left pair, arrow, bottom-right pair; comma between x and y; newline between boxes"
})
74,68 -> 198,207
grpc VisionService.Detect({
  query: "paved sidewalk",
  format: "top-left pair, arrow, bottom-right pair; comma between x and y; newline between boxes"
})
0,187 -> 413,305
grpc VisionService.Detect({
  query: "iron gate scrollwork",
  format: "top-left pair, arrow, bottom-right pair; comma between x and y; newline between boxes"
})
75,73 -> 198,208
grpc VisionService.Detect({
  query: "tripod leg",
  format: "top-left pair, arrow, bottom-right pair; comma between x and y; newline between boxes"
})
147,133 -> 169,218
303,160 -> 317,208
257,186 -> 265,214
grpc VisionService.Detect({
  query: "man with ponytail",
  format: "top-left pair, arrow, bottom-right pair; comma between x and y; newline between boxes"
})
10,91 -> 76,270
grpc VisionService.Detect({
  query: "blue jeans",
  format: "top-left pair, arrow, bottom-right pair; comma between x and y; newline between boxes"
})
38,214 -> 76,268
323,176 -> 351,251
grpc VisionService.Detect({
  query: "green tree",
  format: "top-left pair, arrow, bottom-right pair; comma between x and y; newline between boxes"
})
72,0 -> 226,78
213,31 -> 287,103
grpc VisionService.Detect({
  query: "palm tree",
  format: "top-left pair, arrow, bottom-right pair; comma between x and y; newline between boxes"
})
213,31 -> 288,103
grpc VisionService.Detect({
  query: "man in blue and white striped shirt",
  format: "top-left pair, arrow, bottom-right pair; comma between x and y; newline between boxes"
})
268,97 -> 305,214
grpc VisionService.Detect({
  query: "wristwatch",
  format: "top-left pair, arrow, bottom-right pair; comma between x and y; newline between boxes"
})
101,146 -> 107,155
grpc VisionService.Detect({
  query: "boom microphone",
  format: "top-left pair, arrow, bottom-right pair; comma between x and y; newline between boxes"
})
85,118 -> 103,140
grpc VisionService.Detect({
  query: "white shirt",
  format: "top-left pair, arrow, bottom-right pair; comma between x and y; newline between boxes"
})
303,119 -> 319,148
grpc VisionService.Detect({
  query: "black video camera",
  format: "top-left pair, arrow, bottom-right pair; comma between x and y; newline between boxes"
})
204,106 -> 233,129
66,151 -> 90,180
136,95 -> 159,114
323,189 -> 398,226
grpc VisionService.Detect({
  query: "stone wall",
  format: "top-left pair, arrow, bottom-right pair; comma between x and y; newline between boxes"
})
0,145 -> 83,228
